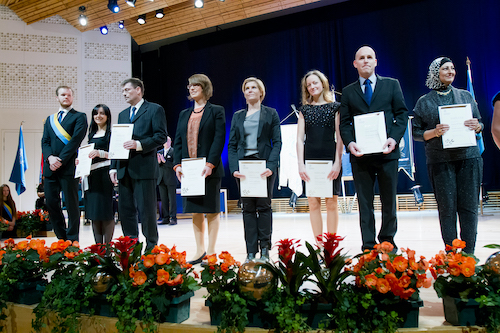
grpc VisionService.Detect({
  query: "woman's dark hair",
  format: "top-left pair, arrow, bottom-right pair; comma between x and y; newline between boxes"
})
0,184 -> 17,220
89,104 -> 112,138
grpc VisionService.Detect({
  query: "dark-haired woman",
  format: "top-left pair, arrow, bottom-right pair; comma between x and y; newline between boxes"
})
85,104 -> 114,244
1,184 -> 17,238
413,57 -> 483,254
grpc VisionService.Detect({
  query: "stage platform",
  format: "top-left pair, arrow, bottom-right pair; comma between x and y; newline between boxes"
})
3,209 -> 499,332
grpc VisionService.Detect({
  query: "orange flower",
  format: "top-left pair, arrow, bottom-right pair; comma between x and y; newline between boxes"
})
17,240 -> 28,250
155,253 -> 169,266
206,253 -> 218,266
221,263 -> 229,273
418,257 -> 429,271
385,260 -> 396,273
375,267 -> 383,275
156,269 -> 170,286
363,250 -> 378,262
26,235 -> 32,240
72,241 -> 80,248
448,263 -> 461,276
129,264 -> 137,278
365,273 -> 377,288
380,242 -> 394,253
376,278 -> 391,293
166,273 -> 183,286
392,256 -> 408,272
219,251 -> 236,266
143,254 -> 155,268
452,239 -> 466,249
400,288 -> 416,299
398,274 -> 411,288
133,271 -> 147,286
461,256 -> 476,266
64,251 -> 78,259
461,263 -> 475,277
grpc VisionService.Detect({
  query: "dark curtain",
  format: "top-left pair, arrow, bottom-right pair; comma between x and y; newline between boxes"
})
136,0 -> 500,199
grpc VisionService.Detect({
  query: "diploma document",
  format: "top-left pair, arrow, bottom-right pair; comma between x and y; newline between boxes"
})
108,124 -> 134,159
438,104 -> 476,149
305,160 -> 333,198
239,160 -> 267,198
181,157 -> 206,196
354,112 -> 388,154
74,143 -> 95,178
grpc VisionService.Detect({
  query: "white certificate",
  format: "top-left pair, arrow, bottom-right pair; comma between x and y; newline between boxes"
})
354,112 -> 388,154
438,104 -> 476,149
74,143 -> 95,178
239,160 -> 267,198
305,160 -> 333,198
108,124 -> 134,159
181,157 -> 206,196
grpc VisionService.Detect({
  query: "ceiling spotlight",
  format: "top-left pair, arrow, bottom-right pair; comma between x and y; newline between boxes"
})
194,0 -> 204,8
137,14 -> 146,25
100,26 -> 109,35
156,9 -> 164,18
107,0 -> 120,13
118,20 -> 124,29
78,6 -> 87,26
126,0 -> 136,7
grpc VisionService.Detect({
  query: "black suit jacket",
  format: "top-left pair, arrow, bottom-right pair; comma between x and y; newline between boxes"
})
111,100 -> 167,180
174,102 -> 226,178
41,109 -> 88,177
227,105 -> 282,175
339,75 -> 408,162
157,147 -> 177,186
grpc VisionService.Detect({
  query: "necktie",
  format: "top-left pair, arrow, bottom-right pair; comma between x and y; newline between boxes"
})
364,79 -> 373,106
130,106 -> 137,122
58,111 -> 64,123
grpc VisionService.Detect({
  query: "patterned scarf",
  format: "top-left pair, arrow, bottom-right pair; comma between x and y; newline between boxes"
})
425,57 -> 452,90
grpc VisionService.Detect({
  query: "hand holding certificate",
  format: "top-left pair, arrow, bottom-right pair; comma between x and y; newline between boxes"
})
181,158 -> 206,196
438,104 -> 476,149
238,160 -> 267,197
305,160 -> 333,198
354,112 -> 388,155
74,143 -> 95,178
108,124 -> 134,159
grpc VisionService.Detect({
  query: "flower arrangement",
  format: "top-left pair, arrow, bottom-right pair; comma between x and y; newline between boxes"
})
15,209 -> 49,236
429,239 -> 483,300
0,218 -> 9,232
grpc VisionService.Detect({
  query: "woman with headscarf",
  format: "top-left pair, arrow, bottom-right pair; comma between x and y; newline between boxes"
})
412,57 -> 483,254
228,77 -> 282,261
174,74 -> 225,265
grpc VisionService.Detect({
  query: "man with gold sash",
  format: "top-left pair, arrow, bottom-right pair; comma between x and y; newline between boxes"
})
42,86 -> 87,241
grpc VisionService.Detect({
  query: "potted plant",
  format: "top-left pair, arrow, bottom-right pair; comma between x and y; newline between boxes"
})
429,239 -> 486,327
476,244 -> 500,333
338,242 -> 432,331
15,209 -> 49,237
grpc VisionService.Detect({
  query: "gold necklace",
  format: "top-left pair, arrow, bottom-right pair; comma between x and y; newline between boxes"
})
436,89 -> 452,96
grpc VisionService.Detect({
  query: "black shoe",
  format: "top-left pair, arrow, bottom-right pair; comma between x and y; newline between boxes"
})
260,248 -> 269,261
188,252 -> 206,265
158,219 -> 170,225
169,219 -> 177,225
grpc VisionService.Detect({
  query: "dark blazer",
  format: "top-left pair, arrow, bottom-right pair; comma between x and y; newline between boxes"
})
339,75 -> 408,162
157,147 -> 177,186
111,100 -> 167,180
174,102 -> 226,178
42,109 -> 88,177
227,105 -> 282,175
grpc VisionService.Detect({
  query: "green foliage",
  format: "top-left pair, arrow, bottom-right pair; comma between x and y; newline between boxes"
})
433,266 -> 487,300
476,271 -> 500,333
264,289 -> 310,333
15,209 -> 48,236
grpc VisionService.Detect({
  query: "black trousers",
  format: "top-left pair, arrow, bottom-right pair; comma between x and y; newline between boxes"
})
427,157 -> 482,254
45,174 -> 80,241
351,158 -> 398,251
239,172 -> 277,254
118,174 -> 158,250
158,183 -> 177,222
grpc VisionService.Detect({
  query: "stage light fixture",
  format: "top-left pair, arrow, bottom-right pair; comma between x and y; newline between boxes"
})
100,26 -> 109,35
107,0 -> 120,13
78,6 -> 87,26
156,9 -> 164,18
126,0 -> 136,7
118,20 -> 124,29
137,14 -> 146,25
194,0 -> 204,8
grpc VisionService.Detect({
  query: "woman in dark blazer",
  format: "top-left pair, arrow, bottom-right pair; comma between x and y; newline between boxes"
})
228,77 -> 282,261
174,74 -> 226,264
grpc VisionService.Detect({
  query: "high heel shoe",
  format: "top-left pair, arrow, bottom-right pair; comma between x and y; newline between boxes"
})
188,252 -> 206,265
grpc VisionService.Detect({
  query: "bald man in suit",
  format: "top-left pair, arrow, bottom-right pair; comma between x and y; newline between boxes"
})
339,46 -> 408,252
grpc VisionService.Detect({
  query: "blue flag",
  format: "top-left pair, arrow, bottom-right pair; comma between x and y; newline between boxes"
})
9,125 -> 29,195
467,59 -> 485,154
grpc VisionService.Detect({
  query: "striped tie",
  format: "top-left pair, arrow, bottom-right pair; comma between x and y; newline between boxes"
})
130,106 -> 137,122
58,111 -> 64,123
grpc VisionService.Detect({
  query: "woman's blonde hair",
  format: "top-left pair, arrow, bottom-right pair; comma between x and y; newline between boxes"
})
188,74 -> 213,100
300,70 -> 334,105
241,77 -> 266,102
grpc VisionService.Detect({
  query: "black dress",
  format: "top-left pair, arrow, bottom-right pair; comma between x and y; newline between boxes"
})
300,102 -> 341,195
85,133 -> 114,221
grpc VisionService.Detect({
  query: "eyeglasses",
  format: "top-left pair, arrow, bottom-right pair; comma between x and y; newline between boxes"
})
187,83 -> 202,89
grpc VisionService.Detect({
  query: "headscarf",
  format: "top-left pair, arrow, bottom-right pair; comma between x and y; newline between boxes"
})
425,57 -> 453,90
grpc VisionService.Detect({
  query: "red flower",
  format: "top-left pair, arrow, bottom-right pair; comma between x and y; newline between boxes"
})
316,233 -> 344,267
276,238 -> 300,267
87,244 -> 106,256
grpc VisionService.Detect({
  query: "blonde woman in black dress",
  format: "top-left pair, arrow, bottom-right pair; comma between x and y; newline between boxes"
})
297,70 -> 343,242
